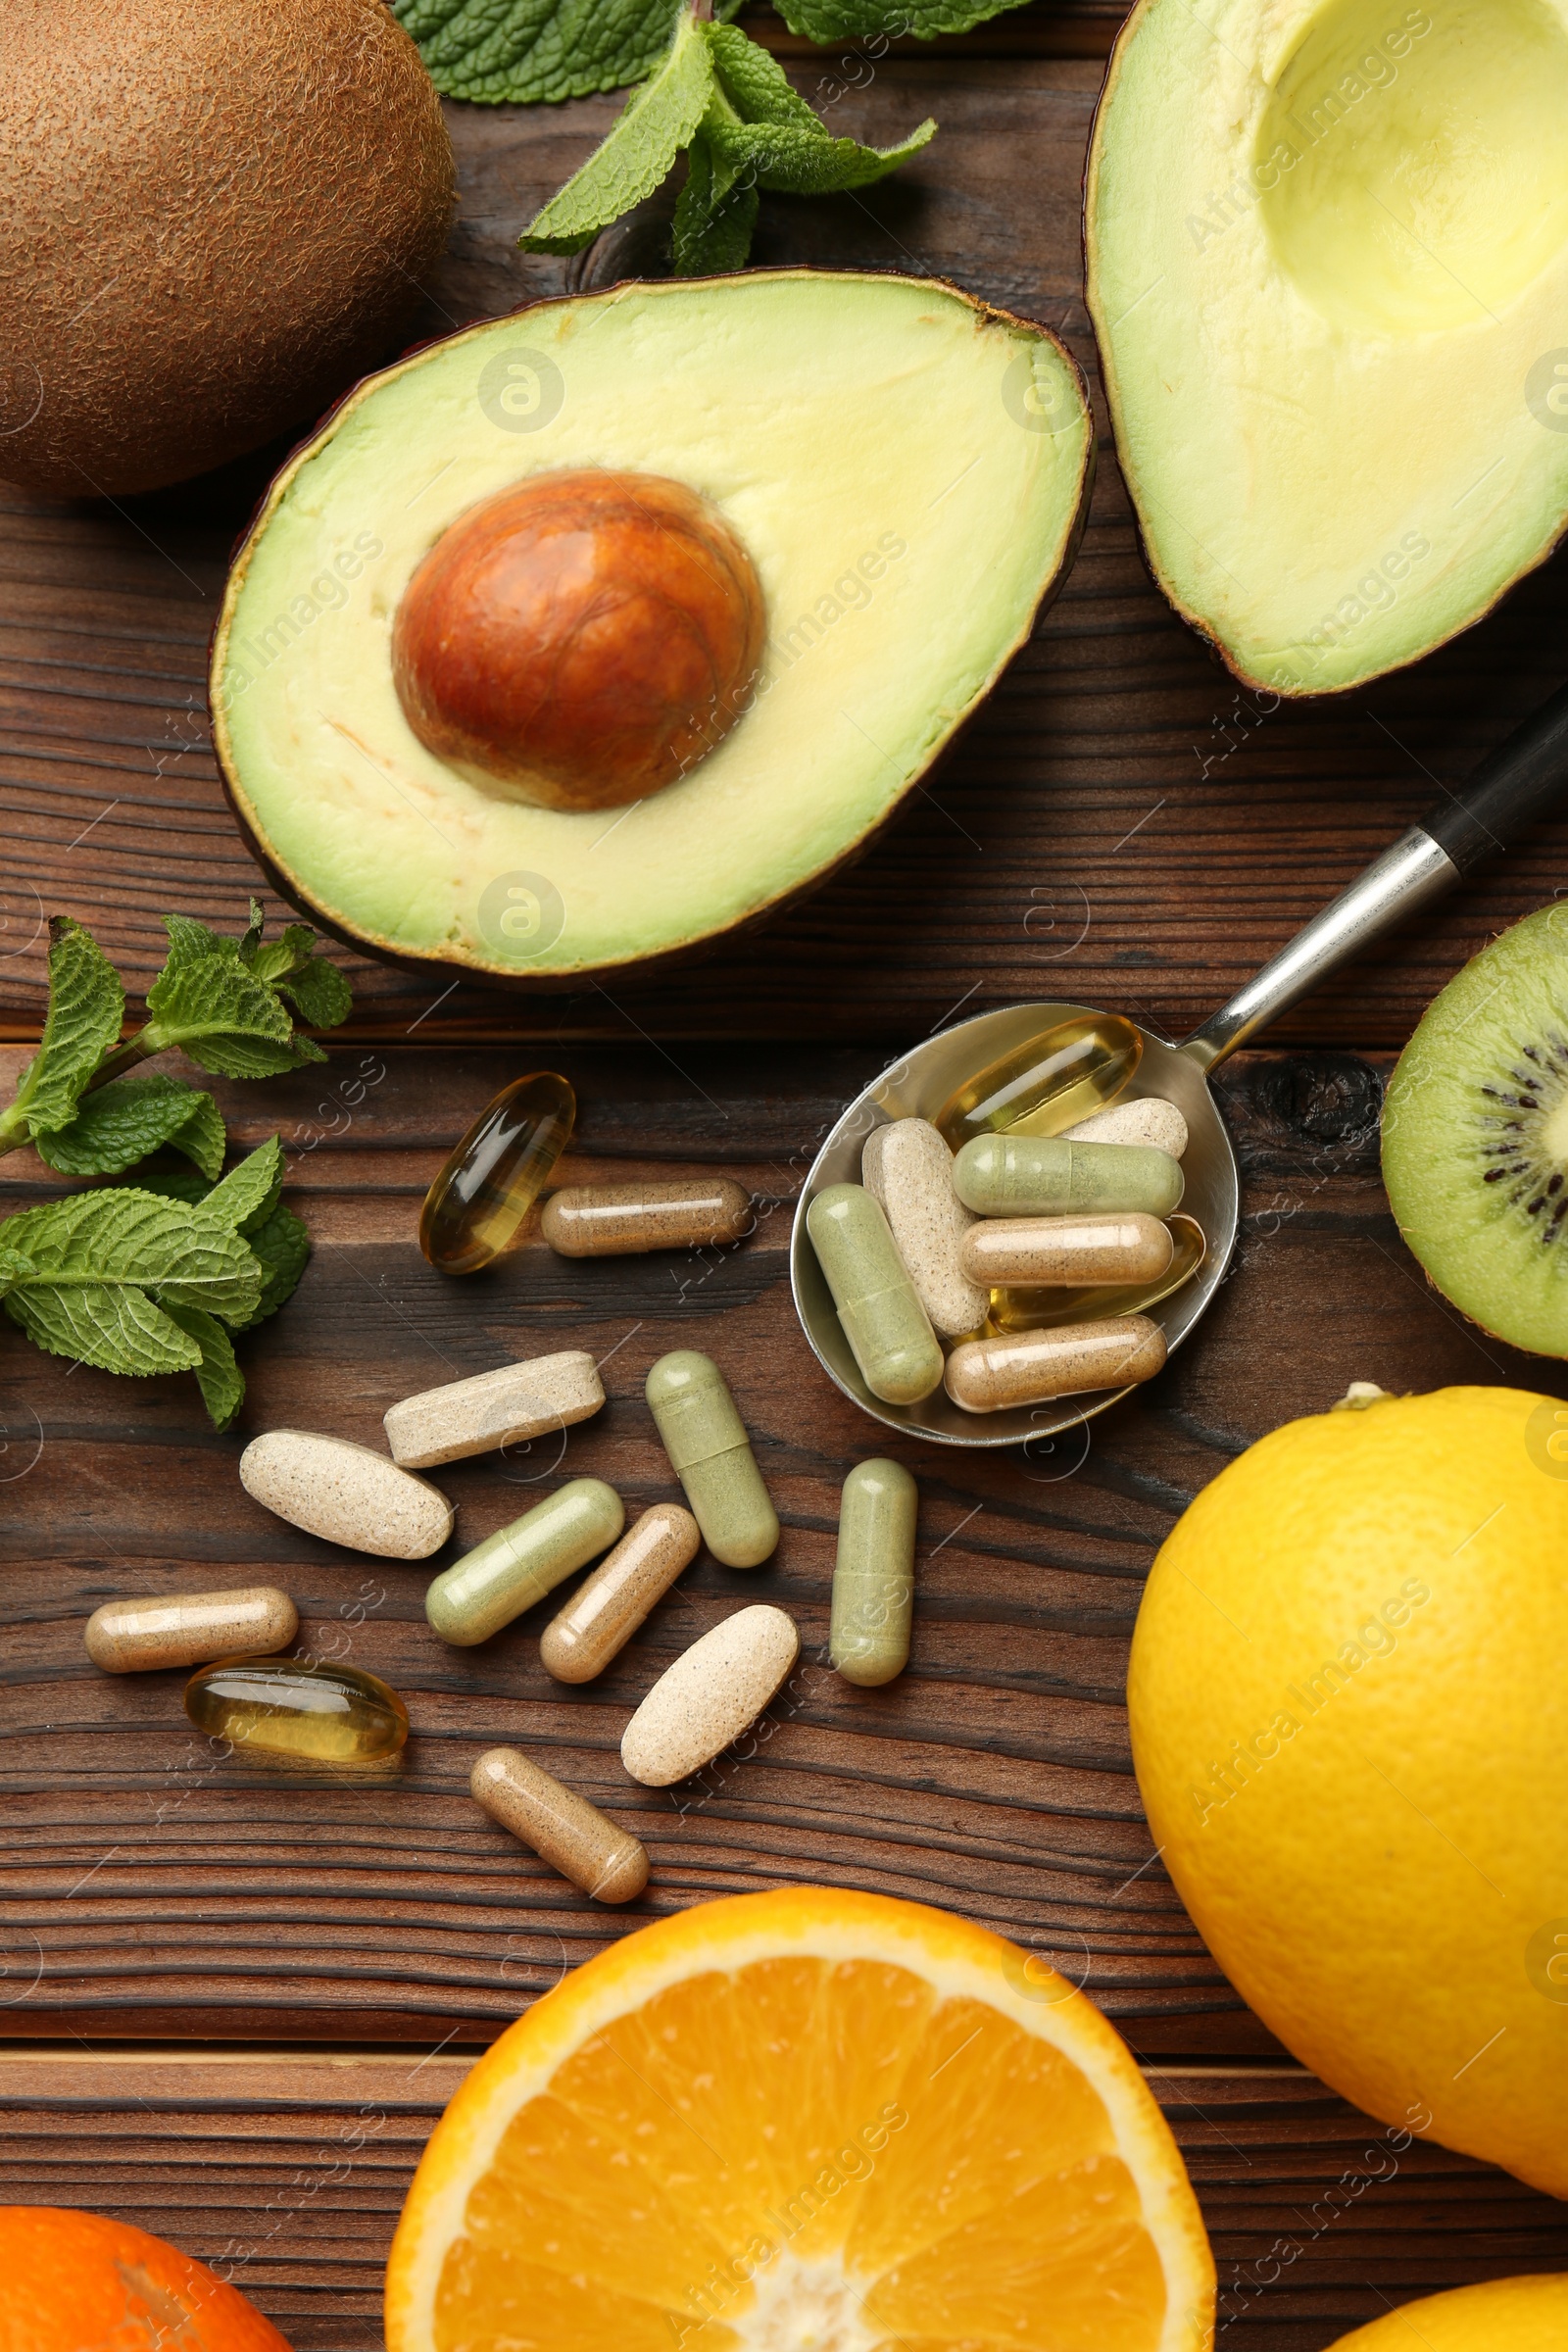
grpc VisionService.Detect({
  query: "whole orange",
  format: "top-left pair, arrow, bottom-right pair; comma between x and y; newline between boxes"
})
0,2207 -> 290,2352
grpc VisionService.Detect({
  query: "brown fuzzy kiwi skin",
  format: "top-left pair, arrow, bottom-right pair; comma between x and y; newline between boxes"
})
0,0 -> 455,499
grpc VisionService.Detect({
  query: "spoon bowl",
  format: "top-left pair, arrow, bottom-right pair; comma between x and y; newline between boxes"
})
790,1001 -> 1237,1449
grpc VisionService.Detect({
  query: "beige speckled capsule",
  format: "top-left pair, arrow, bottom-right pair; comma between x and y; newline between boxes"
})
384,1349 -> 604,1469
945,1314 -> 1167,1412
541,1179 -> 753,1257
85,1585 -> 298,1674
960,1213 -> 1174,1289
860,1118 -> 985,1340
239,1432 -> 454,1559
620,1604 -> 801,1787
471,1747 -> 649,1904
1063,1096 -> 1189,1158
540,1503 -> 701,1683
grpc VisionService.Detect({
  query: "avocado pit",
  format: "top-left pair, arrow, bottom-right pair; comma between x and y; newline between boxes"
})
391,468 -> 766,812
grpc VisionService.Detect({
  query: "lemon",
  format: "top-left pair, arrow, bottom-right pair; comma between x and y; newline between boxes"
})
1327,2276 -> 1568,2350
1129,1385 -> 1568,2200
386,1886 -> 1214,2352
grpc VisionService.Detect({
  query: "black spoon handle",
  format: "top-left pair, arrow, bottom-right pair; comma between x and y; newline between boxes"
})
1182,684 -> 1568,1070
1418,681 -> 1568,873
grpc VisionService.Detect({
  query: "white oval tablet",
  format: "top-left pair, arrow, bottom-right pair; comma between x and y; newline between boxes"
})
240,1430 -> 454,1559
620,1604 -> 801,1788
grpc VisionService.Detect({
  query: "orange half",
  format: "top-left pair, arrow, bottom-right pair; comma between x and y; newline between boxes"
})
386,1888 -> 1214,2352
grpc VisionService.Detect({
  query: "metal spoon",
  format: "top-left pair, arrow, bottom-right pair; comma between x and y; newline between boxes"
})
791,684 -> 1568,1449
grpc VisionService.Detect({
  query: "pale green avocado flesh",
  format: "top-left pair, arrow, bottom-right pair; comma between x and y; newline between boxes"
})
213,271 -> 1091,983
1086,0 -> 1568,693
1383,906 -> 1568,1355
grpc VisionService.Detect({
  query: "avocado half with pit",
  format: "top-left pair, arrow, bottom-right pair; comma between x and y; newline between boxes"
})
212,270 -> 1092,986
1085,0 -> 1568,695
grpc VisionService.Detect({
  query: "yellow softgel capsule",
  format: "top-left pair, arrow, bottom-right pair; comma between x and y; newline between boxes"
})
184,1655 -> 409,1763
935,1012 -> 1140,1150
419,1070 -> 575,1277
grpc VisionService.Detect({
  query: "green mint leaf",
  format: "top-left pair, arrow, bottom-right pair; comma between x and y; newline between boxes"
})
144,952 -> 295,1071
705,24 -> 819,127
275,956 -> 354,1030
707,107 -> 935,194
776,0 -> 1014,33
178,1032 -> 324,1078
392,0 -> 710,106
239,899 -> 268,961
241,925 -> 315,985
143,909 -> 351,1070
172,1092 -> 229,1182
6,1279 -> 204,1378
672,131 -> 760,273
201,1138 -> 285,1238
519,5 -> 713,253
162,1303 -> 246,1431
229,1201 -> 311,1330
157,912 -> 236,976
1,1189 -> 263,1326
31,1077 -> 226,1181
133,1147 -> 309,1327
5,919 -> 125,1140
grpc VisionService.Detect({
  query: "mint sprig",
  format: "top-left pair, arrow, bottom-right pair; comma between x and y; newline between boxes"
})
0,904 -> 352,1170
513,8 -> 937,274
0,907 -> 347,1428
0,1138 -> 305,1429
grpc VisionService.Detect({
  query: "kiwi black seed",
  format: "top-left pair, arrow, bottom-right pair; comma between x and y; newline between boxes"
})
1383,905 -> 1568,1357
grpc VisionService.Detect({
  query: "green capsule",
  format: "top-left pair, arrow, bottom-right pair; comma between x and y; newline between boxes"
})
425,1477 -> 624,1645
806,1184 -> 944,1406
953,1132 -> 1184,1219
184,1655 -> 408,1764
645,1350 -> 779,1568
830,1458 -> 917,1688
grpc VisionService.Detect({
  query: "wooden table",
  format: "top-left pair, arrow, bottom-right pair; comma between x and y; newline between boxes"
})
3,11 -> 1566,2346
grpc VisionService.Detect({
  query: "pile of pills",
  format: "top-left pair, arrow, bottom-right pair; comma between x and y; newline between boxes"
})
91,1026 -> 1204,1926
83,1301 -> 890,1908
807,1012 -> 1203,1413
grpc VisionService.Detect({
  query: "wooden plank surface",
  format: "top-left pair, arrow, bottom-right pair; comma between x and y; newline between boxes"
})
3,2049 -> 1565,2352
4,67 -> 1567,1049
4,1042 -> 1563,2051
5,20 -> 1568,2346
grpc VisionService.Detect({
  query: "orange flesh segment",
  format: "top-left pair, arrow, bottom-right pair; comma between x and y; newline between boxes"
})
436,1957 -> 1174,2352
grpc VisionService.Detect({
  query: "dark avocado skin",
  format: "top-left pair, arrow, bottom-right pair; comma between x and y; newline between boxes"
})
212,273 -> 1095,992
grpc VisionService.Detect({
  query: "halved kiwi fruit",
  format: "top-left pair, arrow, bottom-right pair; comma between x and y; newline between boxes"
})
1383,906 -> 1568,1354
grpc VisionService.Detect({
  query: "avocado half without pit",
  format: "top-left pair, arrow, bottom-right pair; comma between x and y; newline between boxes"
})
212,270 -> 1093,986
1085,0 -> 1568,694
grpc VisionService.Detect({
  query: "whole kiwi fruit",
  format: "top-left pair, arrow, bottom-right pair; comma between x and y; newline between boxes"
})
0,0 -> 454,498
